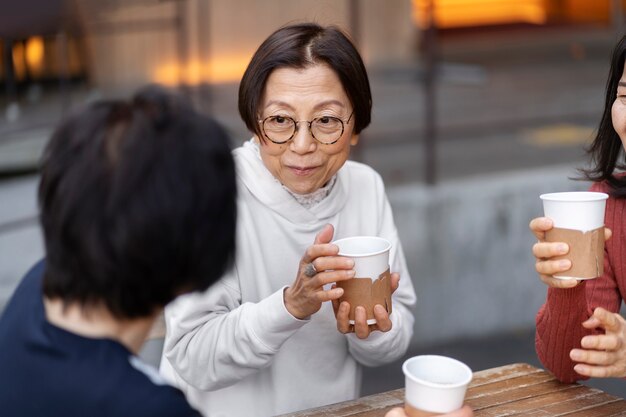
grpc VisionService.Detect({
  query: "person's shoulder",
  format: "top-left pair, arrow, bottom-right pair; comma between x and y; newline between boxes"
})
0,258 -> 46,326
232,138 -> 255,158
124,385 -> 200,417
114,357 -> 201,416
589,180 -> 612,194
343,160 -> 385,186
15,258 -> 46,292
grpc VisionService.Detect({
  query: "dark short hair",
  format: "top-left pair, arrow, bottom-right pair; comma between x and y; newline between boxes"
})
583,35 -> 626,196
238,22 -> 372,141
39,85 -> 237,319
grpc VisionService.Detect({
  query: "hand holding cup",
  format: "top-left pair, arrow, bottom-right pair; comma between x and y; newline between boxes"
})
329,236 -> 394,338
531,192 -> 610,288
284,224 -> 355,319
334,272 -> 400,339
385,405 -> 474,417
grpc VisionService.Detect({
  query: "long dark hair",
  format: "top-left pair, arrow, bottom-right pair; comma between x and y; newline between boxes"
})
583,35 -> 626,196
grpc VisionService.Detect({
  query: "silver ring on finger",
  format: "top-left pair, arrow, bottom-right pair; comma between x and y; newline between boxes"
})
304,262 -> 317,277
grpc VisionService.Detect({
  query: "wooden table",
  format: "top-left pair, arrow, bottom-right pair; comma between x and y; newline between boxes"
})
278,363 -> 626,416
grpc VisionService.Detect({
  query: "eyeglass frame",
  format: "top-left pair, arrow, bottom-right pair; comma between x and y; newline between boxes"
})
257,111 -> 354,145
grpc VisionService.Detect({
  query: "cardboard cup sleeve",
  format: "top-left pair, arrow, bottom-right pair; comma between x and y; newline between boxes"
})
544,226 -> 605,279
337,268 -> 392,321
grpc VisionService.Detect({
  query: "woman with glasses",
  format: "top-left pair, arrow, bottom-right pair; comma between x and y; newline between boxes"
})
159,23 -> 418,417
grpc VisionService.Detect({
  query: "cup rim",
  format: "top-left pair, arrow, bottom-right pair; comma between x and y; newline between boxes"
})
540,191 -> 609,202
402,355 -> 473,389
332,236 -> 391,257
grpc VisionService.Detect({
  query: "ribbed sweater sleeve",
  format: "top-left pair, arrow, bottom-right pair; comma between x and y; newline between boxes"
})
535,181 -> 623,383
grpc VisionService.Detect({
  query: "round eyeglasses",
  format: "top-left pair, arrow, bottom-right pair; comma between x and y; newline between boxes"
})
258,112 -> 354,145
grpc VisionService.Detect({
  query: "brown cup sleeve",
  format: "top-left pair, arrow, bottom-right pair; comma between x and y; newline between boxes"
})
337,268 -> 392,320
544,226 -> 604,279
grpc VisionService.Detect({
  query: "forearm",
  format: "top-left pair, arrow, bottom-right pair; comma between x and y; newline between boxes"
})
535,284 -> 590,383
163,286 -> 307,390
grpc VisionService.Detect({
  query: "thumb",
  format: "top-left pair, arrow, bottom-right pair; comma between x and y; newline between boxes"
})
390,272 -> 400,293
314,224 -> 335,245
592,307 -> 621,333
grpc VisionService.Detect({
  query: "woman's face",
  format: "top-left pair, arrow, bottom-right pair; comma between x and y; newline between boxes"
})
256,64 -> 358,195
613,64 -> 626,147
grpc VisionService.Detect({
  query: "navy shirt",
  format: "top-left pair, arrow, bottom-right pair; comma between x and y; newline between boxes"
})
0,261 -> 201,417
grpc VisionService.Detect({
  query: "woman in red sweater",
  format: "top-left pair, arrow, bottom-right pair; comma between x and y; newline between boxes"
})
530,35 -> 626,383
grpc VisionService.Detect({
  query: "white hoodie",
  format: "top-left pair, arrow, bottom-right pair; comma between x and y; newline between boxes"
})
160,140 -> 416,417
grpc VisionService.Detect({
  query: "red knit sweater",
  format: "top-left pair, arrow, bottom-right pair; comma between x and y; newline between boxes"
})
535,181 -> 626,383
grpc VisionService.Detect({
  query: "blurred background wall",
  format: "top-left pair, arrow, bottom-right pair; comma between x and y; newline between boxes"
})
3,1 -> 624,98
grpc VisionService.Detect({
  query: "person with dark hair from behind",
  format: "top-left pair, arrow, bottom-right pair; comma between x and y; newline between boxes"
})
0,86 -> 237,416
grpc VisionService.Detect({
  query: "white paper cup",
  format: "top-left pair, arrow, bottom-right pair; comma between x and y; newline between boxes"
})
540,191 -> 608,232
540,191 -> 608,280
403,355 -> 472,416
333,236 -> 391,325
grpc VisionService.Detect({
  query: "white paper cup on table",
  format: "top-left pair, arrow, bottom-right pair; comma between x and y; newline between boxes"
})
332,236 -> 391,325
540,191 -> 608,280
402,355 -> 472,417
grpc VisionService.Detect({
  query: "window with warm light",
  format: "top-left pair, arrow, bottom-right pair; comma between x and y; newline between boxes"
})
412,0 -> 547,29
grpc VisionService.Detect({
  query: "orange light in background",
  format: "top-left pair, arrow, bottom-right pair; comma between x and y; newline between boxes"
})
412,0 -> 547,29
153,54 -> 252,86
26,36 -> 45,77
12,43 -> 26,81
153,63 -> 181,87
208,55 -> 252,84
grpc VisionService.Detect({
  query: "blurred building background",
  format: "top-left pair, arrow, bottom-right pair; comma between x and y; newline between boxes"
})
2,0 -> 626,402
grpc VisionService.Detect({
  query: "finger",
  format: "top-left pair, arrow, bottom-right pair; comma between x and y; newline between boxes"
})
535,257 -> 579,289
336,301 -> 352,333
581,316 -> 602,330
573,363 -> 623,378
331,284 -> 340,315
314,223 -> 335,245
390,272 -> 400,294
313,255 -> 355,273
313,269 -> 355,287
605,227 -> 612,241
539,274 -> 580,289
373,304 -> 392,332
446,405 -> 474,417
311,286 -> 344,303
532,242 -> 569,259
529,217 -> 553,240
581,334 -> 621,351
384,408 -> 405,417
354,306 -> 370,339
535,258 -> 571,276
301,243 -> 341,264
570,348 -> 616,366
589,307 -> 623,333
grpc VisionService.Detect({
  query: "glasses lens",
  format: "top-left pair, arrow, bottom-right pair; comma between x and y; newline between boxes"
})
311,116 -> 343,144
263,116 -> 295,143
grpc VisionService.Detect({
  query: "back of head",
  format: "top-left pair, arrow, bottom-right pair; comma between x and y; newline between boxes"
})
39,85 -> 237,319
238,22 -> 372,140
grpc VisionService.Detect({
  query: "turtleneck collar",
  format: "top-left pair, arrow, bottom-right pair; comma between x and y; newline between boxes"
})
249,139 -> 337,209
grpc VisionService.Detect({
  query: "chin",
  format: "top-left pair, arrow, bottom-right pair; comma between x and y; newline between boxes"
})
287,183 -> 319,195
